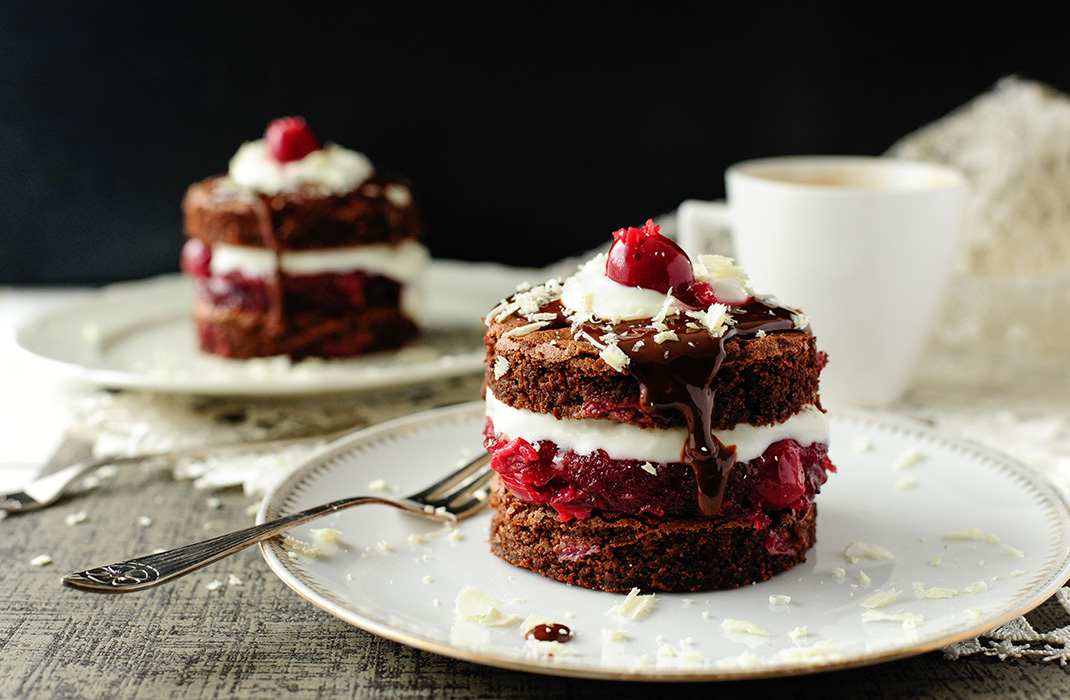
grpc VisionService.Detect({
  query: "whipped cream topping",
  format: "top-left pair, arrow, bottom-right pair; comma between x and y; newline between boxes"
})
485,390 -> 828,463
560,254 -> 673,322
559,252 -> 753,323
227,140 -> 375,195
208,239 -> 429,282
691,254 -> 752,305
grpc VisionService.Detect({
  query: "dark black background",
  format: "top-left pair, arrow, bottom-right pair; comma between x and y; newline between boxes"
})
2,4 -> 1066,284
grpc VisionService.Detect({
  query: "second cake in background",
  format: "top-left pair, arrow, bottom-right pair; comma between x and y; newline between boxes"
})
181,117 -> 427,360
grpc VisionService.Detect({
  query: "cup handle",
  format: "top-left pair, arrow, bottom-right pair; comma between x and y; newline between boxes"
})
676,199 -> 734,257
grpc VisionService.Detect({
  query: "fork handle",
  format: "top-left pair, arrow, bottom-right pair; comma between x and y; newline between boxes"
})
61,496 -> 449,593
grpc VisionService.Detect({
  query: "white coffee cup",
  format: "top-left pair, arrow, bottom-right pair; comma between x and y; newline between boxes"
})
678,156 -> 965,407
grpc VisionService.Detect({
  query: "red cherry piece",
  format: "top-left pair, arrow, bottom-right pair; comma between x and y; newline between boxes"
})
264,116 -> 321,163
754,443 -> 807,510
180,238 -> 212,278
605,219 -> 695,294
685,281 -> 719,307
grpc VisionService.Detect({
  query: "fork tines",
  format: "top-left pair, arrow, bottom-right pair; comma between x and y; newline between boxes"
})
408,452 -> 493,516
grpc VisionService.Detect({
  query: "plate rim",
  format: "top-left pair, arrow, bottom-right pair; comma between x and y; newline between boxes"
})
257,401 -> 1070,681
12,274 -> 485,396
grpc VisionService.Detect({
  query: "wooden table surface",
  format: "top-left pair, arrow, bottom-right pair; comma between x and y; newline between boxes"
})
2,384 -> 1069,700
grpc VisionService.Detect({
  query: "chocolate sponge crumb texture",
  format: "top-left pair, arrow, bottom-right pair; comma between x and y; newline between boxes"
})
481,220 -> 834,592
489,479 -> 818,593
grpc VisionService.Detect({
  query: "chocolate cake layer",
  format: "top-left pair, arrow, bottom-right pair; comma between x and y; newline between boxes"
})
489,480 -> 817,593
484,313 -> 823,431
193,299 -> 418,360
183,173 -> 422,250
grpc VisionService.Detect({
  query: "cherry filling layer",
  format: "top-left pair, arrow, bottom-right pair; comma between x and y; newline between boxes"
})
181,239 -> 403,312
484,418 -> 834,525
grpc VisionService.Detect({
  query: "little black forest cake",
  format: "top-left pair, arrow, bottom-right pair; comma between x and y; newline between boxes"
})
482,220 -> 835,592
181,117 -> 426,360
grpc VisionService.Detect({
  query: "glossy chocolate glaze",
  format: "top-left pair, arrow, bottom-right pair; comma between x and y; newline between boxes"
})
525,296 -> 805,516
525,623 -> 573,643
251,193 -> 287,336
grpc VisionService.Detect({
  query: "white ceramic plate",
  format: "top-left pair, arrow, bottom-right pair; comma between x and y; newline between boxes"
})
14,273 -> 487,396
258,402 -> 1070,680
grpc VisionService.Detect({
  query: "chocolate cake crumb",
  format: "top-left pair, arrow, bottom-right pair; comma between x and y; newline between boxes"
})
489,480 -> 817,593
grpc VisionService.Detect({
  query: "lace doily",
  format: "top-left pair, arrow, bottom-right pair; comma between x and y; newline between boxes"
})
944,588 -> 1070,665
888,75 -> 1070,278
888,76 -> 1070,372
68,373 -> 484,498
888,79 -> 1070,662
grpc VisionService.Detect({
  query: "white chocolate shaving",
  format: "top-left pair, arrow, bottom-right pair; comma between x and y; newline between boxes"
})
607,587 -> 657,621
311,528 -> 341,544
913,582 -> 959,599
861,610 -> 924,629
504,321 -> 549,338
844,542 -> 895,564
599,343 -> 631,372
721,619 -> 773,637
859,589 -> 900,609
455,586 -> 519,627
893,448 -> 921,470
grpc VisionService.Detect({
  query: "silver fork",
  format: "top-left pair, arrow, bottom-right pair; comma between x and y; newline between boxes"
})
60,451 -> 493,593
1,430 -> 355,513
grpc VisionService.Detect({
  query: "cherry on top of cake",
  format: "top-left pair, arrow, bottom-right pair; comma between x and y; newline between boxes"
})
219,116 -> 378,195
224,117 -> 376,196
485,219 -> 767,336
606,219 -> 697,297
264,116 -> 322,163
605,219 -> 751,310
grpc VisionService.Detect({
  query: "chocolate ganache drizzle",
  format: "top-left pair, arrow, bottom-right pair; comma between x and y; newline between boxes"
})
250,193 -> 289,337
525,623 -> 574,643
527,296 -> 805,517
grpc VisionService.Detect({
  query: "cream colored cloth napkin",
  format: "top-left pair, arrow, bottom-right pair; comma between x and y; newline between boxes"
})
888,76 -> 1070,384
888,76 -> 1070,663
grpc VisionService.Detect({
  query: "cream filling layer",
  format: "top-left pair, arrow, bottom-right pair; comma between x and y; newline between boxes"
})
485,390 -> 828,463
208,239 -> 429,282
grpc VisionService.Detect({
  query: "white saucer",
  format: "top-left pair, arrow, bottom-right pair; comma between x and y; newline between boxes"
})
258,402 -> 1070,680
14,273 -> 486,396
